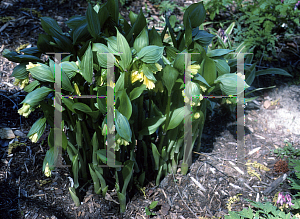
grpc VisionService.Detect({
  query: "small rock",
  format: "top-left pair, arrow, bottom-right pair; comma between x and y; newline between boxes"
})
14,130 -> 26,138
0,128 -> 15,139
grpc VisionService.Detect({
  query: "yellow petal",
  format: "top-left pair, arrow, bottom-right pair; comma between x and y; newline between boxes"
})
194,112 -> 201,119
44,163 -> 51,177
26,62 -> 41,70
155,63 -> 162,71
131,71 -> 143,83
29,133 -> 39,143
143,74 -> 155,90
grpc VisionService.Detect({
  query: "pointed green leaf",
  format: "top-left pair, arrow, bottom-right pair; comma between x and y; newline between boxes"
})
115,109 -> 132,142
162,65 -> 179,95
69,187 -> 80,207
96,149 -> 122,167
28,63 -> 54,83
117,89 -> 132,120
86,3 -> 101,38
133,27 -> 149,53
23,80 -> 40,93
202,57 -> 216,85
139,116 -> 166,136
255,68 -> 292,77
214,73 -> 250,95
137,46 -> 164,63
80,42 -> 93,83
167,106 -> 185,130
183,2 -> 206,28
151,143 -> 161,170
21,87 -> 53,107
129,84 -> 147,100
207,49 -> 234,58
11,63 -> 28,79
215,59 -> 230,76
117,29 -> 132,70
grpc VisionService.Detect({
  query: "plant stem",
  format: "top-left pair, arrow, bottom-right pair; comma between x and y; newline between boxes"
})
158,95 -> 171,152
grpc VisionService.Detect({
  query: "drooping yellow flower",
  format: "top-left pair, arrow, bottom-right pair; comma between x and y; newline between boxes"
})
18,103 -> 32,118
131,70 -> 143,83
44,163 -> 51,177
237,72 -> 245,80
14,78 -> 29,89
26,62 -> 41,70
187,65 -> 200,75
194,112 -> 201,119
73,83 -> 81,96
142,73 -> 155,90
29,133 -> 39,143
155,63 -> 162,72
199,85 -> 207,92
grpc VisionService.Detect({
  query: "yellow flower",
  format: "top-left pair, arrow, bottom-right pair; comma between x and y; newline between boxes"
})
14,78 -> 29,89
188,65 -> 200,75
194,112 -> 201,119
29,133 -> 39,143
131,70 -> 143,83
26,62 -> 41,70
199,85 -> 207,92
73,83 -> 81,96
155,63 -> 162,71
237,72 -> 245,80
142,73 -> 155,90
18,103 -> 32,118
13,78 -> 20,86
44,163 -> 51,177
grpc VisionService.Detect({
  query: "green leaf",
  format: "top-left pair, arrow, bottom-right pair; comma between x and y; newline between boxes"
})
214,73 -> 250,95
86,3 -> 101,39
207,49 -> 233,58
89,164 -> 100,194
40,17 -> 63,36
80,42 -> 93,83
125,9 -> 147,42
137,46 -> 164,64
23,80 -> 40,93
245,63 -> 256,86
3,50 -> 41,63
27,117 -> 46,143
133,27 -> 149,53
66,15 -> 86,29
255,68 -> 292,77
167,106 -> 185,130
117,192 -> 126,213
104,0 -> 119,23
69,187 -> 80,207
185,16 -> 192,47
21,87 -> 53,107
62,97 -> 75,113
183,2 -> 206,28
215,59 -> 230,76
92,43 -> 114,68
37,34 -> 54,53
117,89 -> 132,120
106,36 -> 118,54
149,201 -> 158,210
28,63 -> 54,82
129,84 -> 147,100
142,63 -> 157,82
61,61 -> 79,78
129,11 -> 138,24
61,69 -> 74,92
71,19 -> 91,44
117,29 -> 132,70
193,30 -> 215,47
11,63 -> 28,79
139,116 -> 166,136
193,74 -> 210,87
42,147 -> 55,174
151,143 -> 161,170
96,149 -> 122,167
149,27 -> 163,47
202,57 -> 216,85
121,160 -> 134,194
115,109 -> 132,142
162,65 -> 179,95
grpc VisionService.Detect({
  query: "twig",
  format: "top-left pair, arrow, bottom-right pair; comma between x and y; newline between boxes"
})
170,167 -> 198,218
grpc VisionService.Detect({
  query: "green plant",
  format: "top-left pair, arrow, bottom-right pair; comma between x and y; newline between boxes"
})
273,140 -> 300,161
145,201 -> 158,216
3,0 -> 292,214
225,199 -> 298,218
158,0 -> 176,15
202,0 -> 234,20
232,0 -> 300,60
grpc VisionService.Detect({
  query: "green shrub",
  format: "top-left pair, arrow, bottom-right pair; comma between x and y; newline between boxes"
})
3,0 -> 291,213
